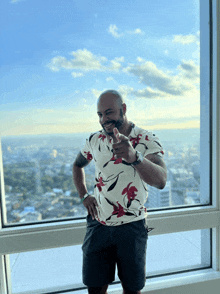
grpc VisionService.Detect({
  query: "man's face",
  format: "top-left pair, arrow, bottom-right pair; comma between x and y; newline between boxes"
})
97,94 -> 124,136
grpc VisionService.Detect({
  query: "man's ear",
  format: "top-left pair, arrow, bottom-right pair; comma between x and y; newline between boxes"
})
122,103 -> 127,115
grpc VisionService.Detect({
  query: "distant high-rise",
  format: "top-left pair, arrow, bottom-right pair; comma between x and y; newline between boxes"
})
146,181 -> 172,208
33,159 -> 43,196
185,190 -> 200,204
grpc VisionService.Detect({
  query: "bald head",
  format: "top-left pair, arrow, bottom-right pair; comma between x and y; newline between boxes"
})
97,90 -> 124,108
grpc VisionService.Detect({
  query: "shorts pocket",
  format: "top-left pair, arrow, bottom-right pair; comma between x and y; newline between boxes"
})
142,218 -> 149,239
86,214 -> 101,228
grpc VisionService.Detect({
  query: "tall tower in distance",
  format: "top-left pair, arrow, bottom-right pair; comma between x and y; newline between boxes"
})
146,181 -> 172,209
32,159 -> 43,196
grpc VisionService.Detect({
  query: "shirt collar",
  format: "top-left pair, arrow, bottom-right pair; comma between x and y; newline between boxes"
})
128,122 -> 136,138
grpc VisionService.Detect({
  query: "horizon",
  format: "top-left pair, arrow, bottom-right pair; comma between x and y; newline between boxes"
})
1,128 -> 200,150
1,126 -> 200,139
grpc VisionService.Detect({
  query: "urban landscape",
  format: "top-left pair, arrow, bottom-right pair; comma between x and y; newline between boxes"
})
1,130 -> 200,225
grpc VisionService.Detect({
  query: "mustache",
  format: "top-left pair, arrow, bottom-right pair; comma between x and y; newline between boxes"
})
103,121 -> 115,127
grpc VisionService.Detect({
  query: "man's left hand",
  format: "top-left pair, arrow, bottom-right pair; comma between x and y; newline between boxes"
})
112,128 -> 136,163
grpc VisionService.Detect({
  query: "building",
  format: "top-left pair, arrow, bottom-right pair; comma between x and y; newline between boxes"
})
147,181 -> 172,208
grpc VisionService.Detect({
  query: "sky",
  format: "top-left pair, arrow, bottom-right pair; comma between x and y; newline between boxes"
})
0,0 -> 200,137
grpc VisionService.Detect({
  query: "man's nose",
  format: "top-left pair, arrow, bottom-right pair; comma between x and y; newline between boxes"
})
100,114 -> 108,125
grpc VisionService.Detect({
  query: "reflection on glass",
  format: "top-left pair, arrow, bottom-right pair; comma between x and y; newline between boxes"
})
0,0 -> 203,225
145,229 -> 211,276
10,245 -> 83,294
10,229 -> 210,293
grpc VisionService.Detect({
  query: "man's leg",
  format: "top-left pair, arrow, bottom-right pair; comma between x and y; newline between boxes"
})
82,216 -> 116,291
123,290 -> 141,294
115,219 -> 148,294
88,284 -> 109,294
121,282 -> 141,294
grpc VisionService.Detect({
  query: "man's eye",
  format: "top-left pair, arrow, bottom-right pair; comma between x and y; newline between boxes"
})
106,112 -> 112,115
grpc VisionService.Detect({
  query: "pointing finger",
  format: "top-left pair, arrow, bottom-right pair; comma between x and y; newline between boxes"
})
113,128 -> 121,143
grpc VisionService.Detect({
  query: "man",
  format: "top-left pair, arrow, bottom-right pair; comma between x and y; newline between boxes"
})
73,90 -> 167,294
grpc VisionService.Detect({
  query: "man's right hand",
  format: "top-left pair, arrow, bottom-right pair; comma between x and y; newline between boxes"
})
83,195 -> 99,220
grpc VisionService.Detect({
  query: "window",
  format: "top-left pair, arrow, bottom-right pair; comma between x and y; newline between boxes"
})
0,0 -> 220,293
1,0 -> 203,226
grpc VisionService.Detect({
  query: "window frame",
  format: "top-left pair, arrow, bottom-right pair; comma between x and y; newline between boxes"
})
0,0 -> 220,293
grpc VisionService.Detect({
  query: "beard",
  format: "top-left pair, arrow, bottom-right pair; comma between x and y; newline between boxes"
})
102,109 -> 124,136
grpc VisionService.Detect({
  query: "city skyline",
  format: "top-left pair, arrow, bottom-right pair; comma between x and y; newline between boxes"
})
0,0 -> 200,137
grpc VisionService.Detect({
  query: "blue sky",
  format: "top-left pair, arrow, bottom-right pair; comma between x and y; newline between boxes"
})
0,0 -> 200,136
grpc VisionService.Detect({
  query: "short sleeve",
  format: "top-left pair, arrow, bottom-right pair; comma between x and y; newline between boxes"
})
80,137 -> 93,161
138,132 -> 164,157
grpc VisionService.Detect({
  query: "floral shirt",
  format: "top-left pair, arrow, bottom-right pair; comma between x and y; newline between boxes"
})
81,123 -> 164,226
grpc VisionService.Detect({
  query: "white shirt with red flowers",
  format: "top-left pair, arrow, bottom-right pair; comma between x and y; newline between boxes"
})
80,123 -> 164,226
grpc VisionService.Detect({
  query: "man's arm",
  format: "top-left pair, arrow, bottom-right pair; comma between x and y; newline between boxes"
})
112,128 -> 167,190
73,152 -> 98,219
134,153 -> 167,189
73,152 -> 91,198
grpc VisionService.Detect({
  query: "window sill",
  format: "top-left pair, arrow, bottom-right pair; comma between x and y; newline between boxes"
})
108,269 -> 220,294
0,208 -> 219,255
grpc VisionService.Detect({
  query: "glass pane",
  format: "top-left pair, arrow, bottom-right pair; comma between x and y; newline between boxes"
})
10,229 -> 210,293
10,245 -> 84,294
145,229 -> 211,276
0,0 -> 207,225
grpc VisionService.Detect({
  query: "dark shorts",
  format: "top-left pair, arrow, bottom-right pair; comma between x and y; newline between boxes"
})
82,215 -> 148,292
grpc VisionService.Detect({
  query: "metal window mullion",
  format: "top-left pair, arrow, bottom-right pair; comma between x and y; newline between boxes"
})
0,256 -> 8,294
0,210 -> 219,255
213,0 -> 220,272
218,0 -> 220,273
200,0 -> 211,205
0,144 -> 12,294
0,246 -> 11,293
210,0 -> 220,273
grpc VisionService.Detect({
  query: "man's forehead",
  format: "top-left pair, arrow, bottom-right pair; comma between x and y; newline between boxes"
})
97,93 -> 119,110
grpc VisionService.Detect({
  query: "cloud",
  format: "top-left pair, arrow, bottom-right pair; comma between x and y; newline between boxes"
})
108,25 -> 144,38
48,48 -> 199,101
106,77 -> 115,82
127,28 -> 144,35
11,0 -> 24,3
71,72 -> 84,78
89,57 -> 200,101
47,49 -> 107,73
110,56 -> 125,70
178,60 -> 200,83
172,33 -> 199,45
124,59 -> 199,98
118,85 -> 134,98
91,86 -> 134,101
108,24 -> 122,38
137,57 -> 145,63
48,49 -> 125,76
91,89 -> 102,98
133,87 -> 166,99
